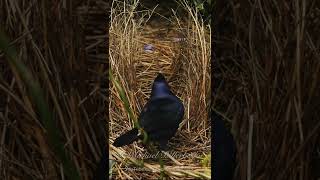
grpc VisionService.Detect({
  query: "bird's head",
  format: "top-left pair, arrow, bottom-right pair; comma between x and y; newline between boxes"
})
154,73 -> 166,82
151,73 -> 172,97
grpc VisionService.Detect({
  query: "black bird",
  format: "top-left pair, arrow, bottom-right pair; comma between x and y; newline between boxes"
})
213,111 -> 237,180
113,73 -> 184,150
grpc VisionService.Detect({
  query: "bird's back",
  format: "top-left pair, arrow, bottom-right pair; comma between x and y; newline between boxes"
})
139,96 -> 184,141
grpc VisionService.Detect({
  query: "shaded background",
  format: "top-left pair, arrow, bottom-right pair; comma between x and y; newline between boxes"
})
214,0 -> 320,179
0,1 -> 108,179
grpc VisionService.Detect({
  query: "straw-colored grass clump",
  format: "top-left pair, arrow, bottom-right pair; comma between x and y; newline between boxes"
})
109,0 -> 211,179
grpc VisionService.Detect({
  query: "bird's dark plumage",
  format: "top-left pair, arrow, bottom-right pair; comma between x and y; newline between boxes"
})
113,73 -> 184,150
213,111 -> 237,180
113,128 -> 139,147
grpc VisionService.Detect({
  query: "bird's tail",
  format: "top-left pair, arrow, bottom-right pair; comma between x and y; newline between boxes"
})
113,128 -> 140,147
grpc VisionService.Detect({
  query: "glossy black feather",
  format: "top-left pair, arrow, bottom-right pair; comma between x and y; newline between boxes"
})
113,128 -> 139,147
113,73 -> 184,150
